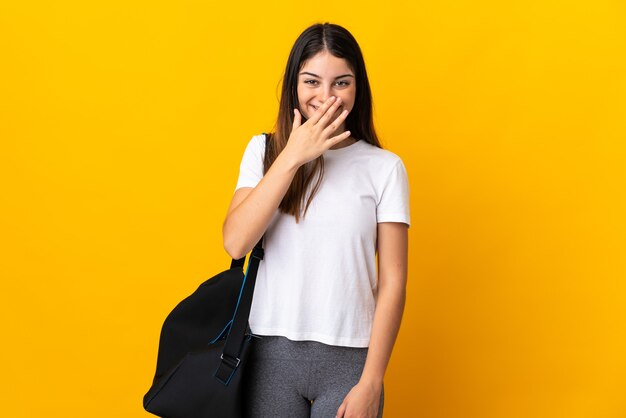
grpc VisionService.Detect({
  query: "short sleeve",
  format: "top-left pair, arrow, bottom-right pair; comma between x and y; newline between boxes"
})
376,159 -> 411,227
235,134 -> 266,191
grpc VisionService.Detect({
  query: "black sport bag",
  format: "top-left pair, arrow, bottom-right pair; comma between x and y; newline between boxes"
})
143,237 -> 265,418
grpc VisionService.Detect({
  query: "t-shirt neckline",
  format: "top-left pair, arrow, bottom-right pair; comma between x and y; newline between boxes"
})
324,139 -> 363,156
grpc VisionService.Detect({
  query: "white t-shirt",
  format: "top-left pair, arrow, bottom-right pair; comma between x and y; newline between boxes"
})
234,134 -> 410,347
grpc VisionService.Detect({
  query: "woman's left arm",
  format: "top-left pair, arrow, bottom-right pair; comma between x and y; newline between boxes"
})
336,222 -> 408,418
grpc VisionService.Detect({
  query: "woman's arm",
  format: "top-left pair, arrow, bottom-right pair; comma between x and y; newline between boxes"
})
222,155 -> 300,260
336,221 -> 408,417
360,221 -> 409,386
223,96 -> 351,259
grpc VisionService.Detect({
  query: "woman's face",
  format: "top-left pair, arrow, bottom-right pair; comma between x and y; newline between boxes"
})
297,51 -> 356,134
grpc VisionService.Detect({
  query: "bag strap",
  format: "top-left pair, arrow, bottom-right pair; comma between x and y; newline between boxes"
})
216,234 -> 264,385
215,133 -> 270,385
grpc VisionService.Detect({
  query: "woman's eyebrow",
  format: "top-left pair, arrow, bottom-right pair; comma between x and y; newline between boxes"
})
299,72 -> 354,79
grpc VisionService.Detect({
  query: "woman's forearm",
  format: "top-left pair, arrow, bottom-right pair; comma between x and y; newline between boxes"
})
223,153 -> 300,259
359,281 -> 407,386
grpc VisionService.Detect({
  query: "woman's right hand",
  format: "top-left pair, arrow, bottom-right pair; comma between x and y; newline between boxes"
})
281,96 -> 351,167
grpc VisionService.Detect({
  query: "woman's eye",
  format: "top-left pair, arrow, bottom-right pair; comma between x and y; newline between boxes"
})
303,80 -> 350,87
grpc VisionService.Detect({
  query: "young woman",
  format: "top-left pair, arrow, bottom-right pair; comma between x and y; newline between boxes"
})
223,22 -> 410,418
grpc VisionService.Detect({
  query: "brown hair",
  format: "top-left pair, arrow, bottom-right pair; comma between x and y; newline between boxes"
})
264,23 -> 382,223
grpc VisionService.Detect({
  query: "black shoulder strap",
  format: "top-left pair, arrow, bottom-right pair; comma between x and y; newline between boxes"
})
215,236 -> 264,384
216,133 -> 270,384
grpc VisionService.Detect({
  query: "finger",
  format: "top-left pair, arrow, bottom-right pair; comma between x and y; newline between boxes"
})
316,96 -> 345,129
336,401 -> 347,418
293,108 -> 302,129
321,108 -> 349,137
326,130 -> 351,149
306,96 -> 336,125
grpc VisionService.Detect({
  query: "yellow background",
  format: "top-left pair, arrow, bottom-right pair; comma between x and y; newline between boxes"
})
1,0 -> 625,417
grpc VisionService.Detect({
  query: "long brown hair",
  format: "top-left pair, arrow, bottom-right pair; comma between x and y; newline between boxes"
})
264,23 -> 382,223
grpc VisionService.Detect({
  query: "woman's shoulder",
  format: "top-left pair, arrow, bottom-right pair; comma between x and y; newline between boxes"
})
358,139 -> 405,165
251,132 -> 268,145
241,133 -> 268,156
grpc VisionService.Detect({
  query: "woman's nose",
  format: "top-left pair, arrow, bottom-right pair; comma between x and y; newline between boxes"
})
319,85 -> 334,103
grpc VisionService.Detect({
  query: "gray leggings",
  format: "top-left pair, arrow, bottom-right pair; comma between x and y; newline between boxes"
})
242,335 -> 384,417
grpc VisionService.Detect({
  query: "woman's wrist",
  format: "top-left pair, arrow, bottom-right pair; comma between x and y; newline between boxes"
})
359,372 -> 384,388
274,151 -> 302,174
